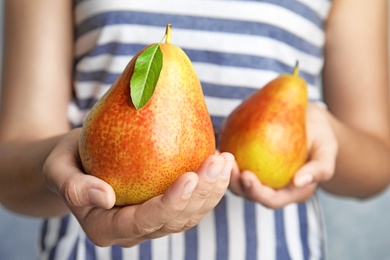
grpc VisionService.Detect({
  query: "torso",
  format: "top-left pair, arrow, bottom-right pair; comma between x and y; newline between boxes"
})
40,1 -> 331,259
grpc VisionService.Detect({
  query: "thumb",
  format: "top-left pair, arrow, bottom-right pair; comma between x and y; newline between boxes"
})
60,173 -> 116,209
43,128 -> 116,209
293,148 -> 336,188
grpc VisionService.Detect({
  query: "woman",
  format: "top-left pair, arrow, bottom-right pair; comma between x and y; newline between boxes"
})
1,0 -> 390,259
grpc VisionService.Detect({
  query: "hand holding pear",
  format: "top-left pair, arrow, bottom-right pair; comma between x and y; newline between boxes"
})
219,64 -> 308,189
79,25 -> 216,206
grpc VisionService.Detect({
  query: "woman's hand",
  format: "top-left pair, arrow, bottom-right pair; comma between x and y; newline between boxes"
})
43,128 -> 234,247
228,103 -> 338,209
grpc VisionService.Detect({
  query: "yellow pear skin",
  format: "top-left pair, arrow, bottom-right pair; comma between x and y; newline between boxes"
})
218,66 -> 308,189
79,27 -> 215,206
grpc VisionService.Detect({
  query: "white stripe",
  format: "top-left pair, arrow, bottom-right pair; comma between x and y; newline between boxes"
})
284,204 -> 304,260
39,218 -> 61,260
170,232 -> 185,259
75,29 -> 102,58
76,55 -> 132,74
198,210 -> 217,260
73,80 -> 110,101
205,97 -> 242,117
226,192 -> 245,260
152,236 -> 169,260
122,245 -> 140,260
75,25 -> 323,75
95,243 -> 112,260
76,232 -> 86,260
67,101 -> 89,126
257,205 -> 276,260
55,215 -> 81,260
307,197 -> 323,260
195,64 -> 279,89
295,0 -> 331,19
75,0 -> 324,47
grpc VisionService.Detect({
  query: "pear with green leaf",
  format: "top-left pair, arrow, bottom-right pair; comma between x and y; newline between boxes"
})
219,64 -> 308,189
79,24 -> 215,206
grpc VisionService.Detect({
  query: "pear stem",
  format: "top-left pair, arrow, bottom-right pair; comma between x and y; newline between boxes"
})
165,24 -> 172,44
293,61 -> 300,76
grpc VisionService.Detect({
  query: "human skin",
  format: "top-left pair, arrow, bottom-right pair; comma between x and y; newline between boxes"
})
227,0 -> 390,208
0,0 -> 234,247
1,0 -> 390,245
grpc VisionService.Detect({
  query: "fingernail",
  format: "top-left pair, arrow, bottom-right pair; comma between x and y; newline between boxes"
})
220,153 -> 235,178
295,174 -> 313,187
88,188 -> 107,208
182,176 -> 198,199
207,162 -> 223,180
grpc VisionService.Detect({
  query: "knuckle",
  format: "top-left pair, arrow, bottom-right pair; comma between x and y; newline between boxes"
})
60,177 -> 82,207
211,183 -> 228,199
193,186 -> 212,201
320,163 -> 335,181
130,219 -> 159,237
160,222 -> 184,234
183,218 -> 201,230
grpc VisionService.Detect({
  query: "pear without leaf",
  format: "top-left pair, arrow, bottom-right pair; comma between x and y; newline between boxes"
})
218,66 -> 308,189
79,29 -> 215,206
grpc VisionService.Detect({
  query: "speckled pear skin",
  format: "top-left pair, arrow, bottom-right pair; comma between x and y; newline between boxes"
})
79,43 -> 215,206
218,70 -> 308,189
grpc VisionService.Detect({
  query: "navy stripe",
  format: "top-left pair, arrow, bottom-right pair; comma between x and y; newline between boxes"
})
203,83 -> 257,100
212,116 -> 227,135
111,245 -> 123,259
274,209 -> 291,260
298,203 -> 309,260
75,44 -> 317,85
40,219 -> 49,252
85,237 -> 97,260
72,95 -> 97,111
234,0 -> 323,25
215,196 -> 228,260
139,240 -> 152,260
68,237 -> 79,260
185,226 -> 198,260
81,42 -> 141,58
77,44 -> 320,85
186,50 -> 317,85
244,201 -> 257,260
49,215 -> 70,260
76,11 -> 322,56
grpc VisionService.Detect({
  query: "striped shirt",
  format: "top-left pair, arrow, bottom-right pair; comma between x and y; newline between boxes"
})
39,0 -> 331,259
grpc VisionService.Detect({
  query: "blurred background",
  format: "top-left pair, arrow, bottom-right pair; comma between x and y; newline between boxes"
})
1,1 -> 390,259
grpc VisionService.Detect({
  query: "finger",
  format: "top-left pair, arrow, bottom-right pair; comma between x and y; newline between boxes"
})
61,173 -> 116,209
43,129 -> 116,209
294,141 -> 337,188
240,171 -> 316,209
228,158 -> 246,196
152,154 -> 232,235
195,152 -> 233,214
174,155 -> 226,217
187,154 -> 230,206
107,171 -> 198,241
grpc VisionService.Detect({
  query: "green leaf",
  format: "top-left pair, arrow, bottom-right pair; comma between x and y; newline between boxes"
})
130,43 -> 163,109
